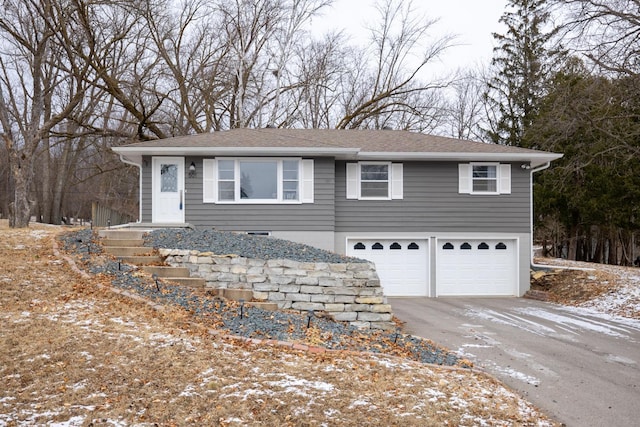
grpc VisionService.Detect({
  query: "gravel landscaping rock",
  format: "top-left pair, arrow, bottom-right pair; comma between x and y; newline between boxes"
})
144,229 -> 366,264
60,229 -> 462,367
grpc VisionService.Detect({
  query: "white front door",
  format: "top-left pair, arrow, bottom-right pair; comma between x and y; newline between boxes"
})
152,157 -> 185,223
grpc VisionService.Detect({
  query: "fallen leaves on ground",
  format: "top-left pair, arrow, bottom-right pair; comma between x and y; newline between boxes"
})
532,257 -> 640,319
0,221 -> 557,426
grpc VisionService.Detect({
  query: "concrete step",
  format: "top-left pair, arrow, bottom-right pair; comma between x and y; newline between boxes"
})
167,277 -> 206,289
144,266 -> 191,278
119,255 -> 164,265
102,239 -> 145,247
99,229 -> 146,240
222,289 -> 254,301
104,246 -> 155,257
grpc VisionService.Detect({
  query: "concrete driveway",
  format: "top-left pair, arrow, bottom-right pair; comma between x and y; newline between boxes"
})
390,297 -> 640,426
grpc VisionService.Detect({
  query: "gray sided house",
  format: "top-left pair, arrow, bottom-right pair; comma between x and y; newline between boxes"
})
112,129 -> 562,298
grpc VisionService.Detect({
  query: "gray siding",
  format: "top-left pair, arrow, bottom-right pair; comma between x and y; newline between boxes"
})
140,156 -> 531,234
335,161 -> 530,233
185,157 -> 335,231
141,156 -> 152,222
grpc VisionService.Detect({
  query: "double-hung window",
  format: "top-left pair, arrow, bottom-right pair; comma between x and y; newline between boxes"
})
203,158 -> 313,204
346,162 -> 403,200
472,164 -> 497,193
458,163 -> 511,195
360,163 -> 390,198
282,160 -> 300,201
217,160 -> 235,201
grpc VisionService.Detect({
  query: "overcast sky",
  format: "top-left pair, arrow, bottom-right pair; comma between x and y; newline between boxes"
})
309,0 -> 507,76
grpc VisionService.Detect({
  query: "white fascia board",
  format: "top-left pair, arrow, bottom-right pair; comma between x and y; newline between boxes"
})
112,146 -> 360,159
112,145 -> 563,168
354,152 -> 563,168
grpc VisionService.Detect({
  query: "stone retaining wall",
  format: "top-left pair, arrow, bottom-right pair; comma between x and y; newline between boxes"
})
159,249 -> 394,330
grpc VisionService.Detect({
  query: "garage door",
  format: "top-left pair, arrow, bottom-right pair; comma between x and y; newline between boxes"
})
347,239 -> 429,296
437,239 -> 517,296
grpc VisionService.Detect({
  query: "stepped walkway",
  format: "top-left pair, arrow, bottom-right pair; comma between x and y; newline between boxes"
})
98,229 -> 277,311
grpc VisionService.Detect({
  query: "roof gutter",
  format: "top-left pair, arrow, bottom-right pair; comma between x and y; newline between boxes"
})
350,152 -> 562,168
530,161 -> 551,174
118,154 -> 142,223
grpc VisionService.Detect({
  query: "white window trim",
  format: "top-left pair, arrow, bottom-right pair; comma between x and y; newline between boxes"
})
471,162 -> 500,195
204,157 -> 313,204
359,161 -> 391,200
459,162 -> 511,195
347,162 -> 403,200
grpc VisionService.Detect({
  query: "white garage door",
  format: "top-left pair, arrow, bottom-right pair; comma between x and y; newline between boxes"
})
347,239 -> 429,296
437,239 -> 517,296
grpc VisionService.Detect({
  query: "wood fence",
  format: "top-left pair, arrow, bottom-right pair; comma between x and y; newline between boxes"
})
91,202 -> 134,228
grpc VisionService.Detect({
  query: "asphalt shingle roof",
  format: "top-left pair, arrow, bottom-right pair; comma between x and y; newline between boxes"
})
117,128 -> 543,154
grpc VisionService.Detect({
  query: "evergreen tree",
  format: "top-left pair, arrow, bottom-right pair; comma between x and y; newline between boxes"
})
525,59 -> 640,264
484,0 -> 564,146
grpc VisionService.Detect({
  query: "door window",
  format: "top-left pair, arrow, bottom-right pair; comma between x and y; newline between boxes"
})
160,164 -> 178,192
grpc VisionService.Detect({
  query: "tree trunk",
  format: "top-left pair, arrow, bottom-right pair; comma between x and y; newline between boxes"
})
8,148 -> 32,228
592,231 -> 603,263
567,226 -> 578,260
607,230 -> 617,265
41,137 -> 53,224
51,138 -> 80,225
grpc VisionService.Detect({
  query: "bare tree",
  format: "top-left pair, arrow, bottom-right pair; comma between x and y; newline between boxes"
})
334,0 -> 454,130
445,67 -> 489,140
0,0 -> 91,227
215,0 -> 332,129
266,0 -> 333,127
68,0 -> 171,140
135,0 -> 229,134
280,32 -> 347,128
556,0 -> 640,76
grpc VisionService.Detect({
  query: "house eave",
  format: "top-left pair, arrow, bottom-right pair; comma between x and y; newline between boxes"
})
112,146 -> 563,168
111,146 -> 362,163
353,151 -> 563,168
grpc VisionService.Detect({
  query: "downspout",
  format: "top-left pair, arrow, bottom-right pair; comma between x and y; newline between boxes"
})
530,162 -> 553,270
529,162 -> 594,271
119,154 -> 142,223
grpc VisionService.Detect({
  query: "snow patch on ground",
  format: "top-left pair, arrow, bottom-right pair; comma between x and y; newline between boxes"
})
465,307 -> 558,337
267,375 -> 335,394
540,258 -> 640,319
515,306 -> 636,338
491,365 -> 541,386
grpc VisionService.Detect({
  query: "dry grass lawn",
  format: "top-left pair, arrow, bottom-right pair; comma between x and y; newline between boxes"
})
0,221 -> 556,426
